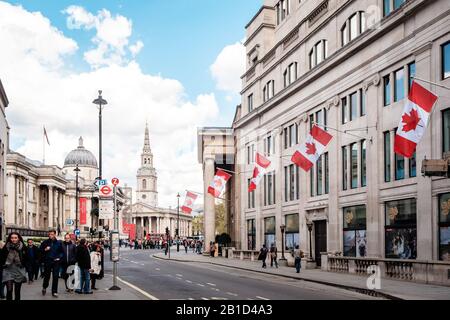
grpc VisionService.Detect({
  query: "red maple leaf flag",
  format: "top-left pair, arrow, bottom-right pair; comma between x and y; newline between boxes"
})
292,125 -> 333,172
181,191 -> 198,214
248,153 -> 271,192
394,81 -> 438,158
208,169 -> 232,198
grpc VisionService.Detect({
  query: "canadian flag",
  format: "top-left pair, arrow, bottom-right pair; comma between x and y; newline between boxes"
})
394,81 -> 438,158
291,125 -> 333,172
181,191 -> 198,214
208,169 -> 232,198
248,153 -> 271,192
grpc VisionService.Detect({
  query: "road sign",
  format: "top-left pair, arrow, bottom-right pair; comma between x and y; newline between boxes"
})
111,178 -> 120,186
99,199 -> 114,219
100,185 -> 113,197
66,219 -> 74,226
74,229 -> 80,236
96,179 -> 107,187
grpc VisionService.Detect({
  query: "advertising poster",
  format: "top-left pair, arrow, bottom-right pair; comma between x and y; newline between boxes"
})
79,198 -> 87,225
385,228 -> 417,259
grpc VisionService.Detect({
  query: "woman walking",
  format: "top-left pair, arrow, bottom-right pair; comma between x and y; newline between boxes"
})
0,232 -> 28,300
258,244 -> 268,269
90,244 -> 102,290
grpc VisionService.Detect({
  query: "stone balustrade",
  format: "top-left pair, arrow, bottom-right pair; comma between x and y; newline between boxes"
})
323,253 -> 450,286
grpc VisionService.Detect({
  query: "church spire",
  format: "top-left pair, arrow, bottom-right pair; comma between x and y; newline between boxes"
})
143,122 -> 151,154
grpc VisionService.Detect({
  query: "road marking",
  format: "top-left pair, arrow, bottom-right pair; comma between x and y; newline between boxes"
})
116,277 -> 159,300
211,297 -> 228,300
197,284 -> 205,287
226,292 -> 238,297
155,268 -> 160,271
201,297 -> 209,300
206,283 -> 216,287
256,296 -> 269,300
186,280 -> 193,284
167,274 -> 173,277
176,277 -> 183,280
176,274 -> 183,277
188,298 -> 194,300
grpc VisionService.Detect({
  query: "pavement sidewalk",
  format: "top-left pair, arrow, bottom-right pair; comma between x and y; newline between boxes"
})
8,273 -> 148,301
153,250 -> 450,300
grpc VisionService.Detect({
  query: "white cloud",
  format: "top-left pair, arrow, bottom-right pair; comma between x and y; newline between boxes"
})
0,1 -> 219,207
129,40 -> 144,57
210,41 -> 246,95
63,5 -> 140,68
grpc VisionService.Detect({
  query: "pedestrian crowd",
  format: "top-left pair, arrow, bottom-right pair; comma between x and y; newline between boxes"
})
258,243 -> 304,273
0,229 -> 105,300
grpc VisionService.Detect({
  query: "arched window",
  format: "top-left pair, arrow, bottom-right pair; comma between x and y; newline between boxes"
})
283,62 -> 298,87
341,11 -> 366,46
309,40 -> 328,69
142,179 -> 147,190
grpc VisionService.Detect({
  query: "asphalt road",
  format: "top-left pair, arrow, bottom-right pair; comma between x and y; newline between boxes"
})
104,248 -> 374,300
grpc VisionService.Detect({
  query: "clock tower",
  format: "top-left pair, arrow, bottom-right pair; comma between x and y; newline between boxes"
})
136,123 -> 158,206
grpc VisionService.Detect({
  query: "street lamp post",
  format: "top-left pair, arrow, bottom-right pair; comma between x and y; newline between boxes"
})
280,224 -> 286,260
176,193 -> 180,252
307,221 -> 313,260
74,165 -> 81,238
93,90 -> 107,180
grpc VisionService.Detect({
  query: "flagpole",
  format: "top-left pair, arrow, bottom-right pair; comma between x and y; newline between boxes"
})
185,190 -> 231,202
215,167 -> 236,174
412,76 -> 450,90
312,121 -> 367,140
42,126 -> 45,165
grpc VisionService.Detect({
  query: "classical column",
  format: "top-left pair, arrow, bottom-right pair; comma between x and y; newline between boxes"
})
48,186 -> 54,228
36,185 -> 41,229
204,157 -> 215,253
149,217 -> 153,234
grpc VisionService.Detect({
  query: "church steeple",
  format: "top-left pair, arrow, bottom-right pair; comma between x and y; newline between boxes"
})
141,122 -> 153,167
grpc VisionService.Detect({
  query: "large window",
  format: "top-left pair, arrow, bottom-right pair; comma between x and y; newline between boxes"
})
285,214 -> 299,251
247,144 -> 255,165
341,12 -> 366,46
443,42 -> 450,80
264,133 -> 275,156
264,217 -> 276,247
284,164 -> 299,202
394,0 -> 405,10
248,179 -> 255,209
284,62 -> 298,87
343,205 -> 367,257
324,153 -> 329,194
284,123 -> 298,149
342,146 -> 348,190
264,171 -> 276,206
361,140 -> 367,187
384,75 -> 391,106
360,89 -> 366,116
309,40 -> 328,69
263,80 -> 275,102
384,0 -> 405,16
311,152 -> 329,197
394,68 -> 405,102
384,131 -> 391,182
395,153 -> 405,180
443,108 -> 450,154
317,155 -> 323,195
385,199 -> 417,259
247,219 -> 256,250
341,97 -> 348,124
409,152 -> 417,178
350,92 -> 358,121
439,193 -> 450,261
408,62 -> 416,91
276,0 -> 290,25
351,143 -> 358,189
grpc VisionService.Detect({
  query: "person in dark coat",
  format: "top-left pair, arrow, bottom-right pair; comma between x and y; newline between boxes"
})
40,229 -> 64,297
258,244 -> 268,268
75,238 -> 92,294
0,232 -> 28,300
61,234 -> 76,292
25,239 -> 40,283
269,243 -> 278,268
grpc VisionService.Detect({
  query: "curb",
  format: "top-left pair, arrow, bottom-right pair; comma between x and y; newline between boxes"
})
152,254 -> 403,300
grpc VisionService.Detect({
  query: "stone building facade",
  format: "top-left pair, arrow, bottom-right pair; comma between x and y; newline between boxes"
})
200,0 -> 450,263
0,79 -> 9,240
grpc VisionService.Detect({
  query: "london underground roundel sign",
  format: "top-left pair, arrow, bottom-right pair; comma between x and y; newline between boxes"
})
100,185 -> 112,196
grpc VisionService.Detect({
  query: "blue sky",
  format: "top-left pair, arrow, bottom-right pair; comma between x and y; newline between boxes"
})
8,0 -> 261,123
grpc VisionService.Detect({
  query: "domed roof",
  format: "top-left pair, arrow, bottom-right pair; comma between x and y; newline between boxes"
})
64,137 -> 98,168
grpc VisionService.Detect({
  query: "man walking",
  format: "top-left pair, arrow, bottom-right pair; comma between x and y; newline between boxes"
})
293,245 -> 303,273
258,244 -> 268,268
40,230 -> 64,297
25,239 -> 40,283
269,243 -> 278,268
75,239 -> 92,294
61,234 -> 76,292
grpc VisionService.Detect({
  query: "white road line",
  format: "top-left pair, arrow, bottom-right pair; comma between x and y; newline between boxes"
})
197,284 -> 205,287
167,274 -> 173,277
176,277 -> 183,280
256,296 -> 270,300
188,298 -> 194,300
141,264 -> 145,266
211,297 -> 228,300
186,280 -> 193,284
226,292 -> 238,297
155,268 -> 160,271
116,277 -> 159,300
201,297 -> 209,300
206,283 -> 216,287
176,274 -> 183,277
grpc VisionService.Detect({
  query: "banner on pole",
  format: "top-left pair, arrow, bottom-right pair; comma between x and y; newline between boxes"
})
79,198 -> 87,225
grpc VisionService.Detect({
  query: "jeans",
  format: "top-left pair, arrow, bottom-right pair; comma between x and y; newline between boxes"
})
43,261 -> 61,294
295,257 -> 301,273
270,256 -> 278,268
26,262 -> 40,281
77,269 -> 91,293
262,258 -> 267,268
